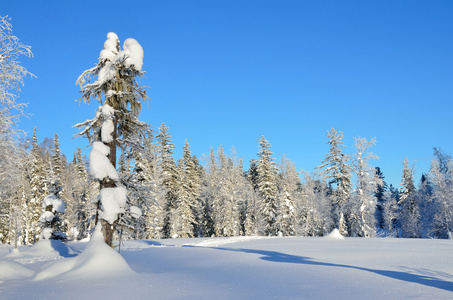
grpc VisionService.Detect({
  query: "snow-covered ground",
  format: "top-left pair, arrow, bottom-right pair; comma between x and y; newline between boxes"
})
1,231 -> 452,299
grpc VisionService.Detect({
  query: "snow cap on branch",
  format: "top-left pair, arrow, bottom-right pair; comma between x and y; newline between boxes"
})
99,187 -> 128,224
122,38 -> 143,71
89,141 -> 119,181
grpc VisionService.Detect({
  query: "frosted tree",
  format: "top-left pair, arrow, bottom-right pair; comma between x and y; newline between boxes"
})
74,32 -> 148,246
256,136 -> 279,236
168,141 -> 199,238
349,137 -> 379,237
429,157 -> 453,238
26,128 -> 48,243
398,158 -> 420,238
381,186 -> 399,236
39,179 -> 66,240
299,173 -> 333,236
0,15 -> 33,245
244,159 -> 260,235
316,128 -> 352,235
157,123 -> 179,238
276,156 -> 299,236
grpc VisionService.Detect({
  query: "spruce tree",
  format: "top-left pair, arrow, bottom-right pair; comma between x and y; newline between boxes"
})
74,32 -> 148,246
398,158 -> 420,238
317,128 -> 352,236
256,136 -> 278,236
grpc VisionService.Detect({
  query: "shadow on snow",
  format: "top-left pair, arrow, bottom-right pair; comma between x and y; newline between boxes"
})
212,247 -> 453,293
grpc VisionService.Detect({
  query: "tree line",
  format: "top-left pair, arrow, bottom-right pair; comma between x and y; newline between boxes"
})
1,16 -> 452,246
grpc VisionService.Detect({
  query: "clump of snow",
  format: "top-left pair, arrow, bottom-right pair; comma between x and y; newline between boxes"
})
40,228 -> 53,240
20,238 -> 73,257
122,38 -> 143,71
0,260 -> 34,283
130,206 -> 142,219
99,32 -> 119,62
33,225 -> 133,281
42,194 -> 65,213
99,187 -> 128,224
324,228 -> 344,239
89,141 -> 119,181
101,104 -> 115,143
39,211 -> 55,224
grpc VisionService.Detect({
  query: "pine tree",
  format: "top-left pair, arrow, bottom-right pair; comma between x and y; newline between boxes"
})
256,136 -> 279,236
74,32 -> 148,246
398,158 -> 420,238
316,128 -> 352,235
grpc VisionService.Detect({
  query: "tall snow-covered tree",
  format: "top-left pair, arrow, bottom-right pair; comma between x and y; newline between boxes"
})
74,32 -> 148,246
256,136 -> 279,236
316,128 -> 352,235
0,15 -> 33,245
398,158 -> 420,238
349,137 -> 379,237
276,156 -> 299,236
156,123 -> 179,239
429,157 -> 453,238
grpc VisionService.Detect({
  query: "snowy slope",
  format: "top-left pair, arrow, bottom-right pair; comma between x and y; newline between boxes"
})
0,235 -> 452,299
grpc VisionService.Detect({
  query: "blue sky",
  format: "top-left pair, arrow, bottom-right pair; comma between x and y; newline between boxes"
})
3,0 -> 453,188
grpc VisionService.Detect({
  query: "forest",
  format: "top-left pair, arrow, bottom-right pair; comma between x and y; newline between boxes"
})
1,15 -> 453,248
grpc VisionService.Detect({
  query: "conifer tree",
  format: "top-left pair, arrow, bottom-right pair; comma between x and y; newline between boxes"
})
256,136 -> 279,236
157,123 -> 178,238
349,137 -> 378,237
276,156 -> 299,236
398,158 -> 420,238
374,167 -> 387,229
317,128 -> 352,236
74,32 -> 148,246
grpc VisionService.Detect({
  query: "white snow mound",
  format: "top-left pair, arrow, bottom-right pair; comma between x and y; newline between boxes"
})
33,225 -> 133,281
0,260 -> 34,283
324,229 -> 344,239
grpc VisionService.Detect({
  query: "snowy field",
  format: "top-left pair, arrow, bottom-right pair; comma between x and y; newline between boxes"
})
1,231 -> 452,300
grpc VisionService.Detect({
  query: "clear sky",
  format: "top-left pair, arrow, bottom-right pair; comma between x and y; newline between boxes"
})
3,0 -> 453,188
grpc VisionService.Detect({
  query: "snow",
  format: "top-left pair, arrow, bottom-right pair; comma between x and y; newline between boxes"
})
42,194 -> 65,213
100,104 -> 114,143
89,141 -> 119,181
129,205 -> 142,219
122,38 -> 143,71
32,225 -> 133,281
1,236 -> 452,299
40,228 -> 53,240
99,187 -> 127,224
39,211 -> 55,223
99,32 -> 119,62
324,228 -> 344,239
0,260 -> 34,284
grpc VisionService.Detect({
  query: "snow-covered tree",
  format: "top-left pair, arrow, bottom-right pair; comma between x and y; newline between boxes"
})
256,136 -> 279,236
398,158 -> 420,238
276,156 -> 300,236
429,157 -> 453,238
381,185 -> 399,236
157,123 -> 179,239
299,173 -> 333,237
74,32 -> 148,246
39,179 -> 66,240
374,167 -> 387,230
0,15 -> 33,245
349,137 -> 379,237
317,128 -> 352,235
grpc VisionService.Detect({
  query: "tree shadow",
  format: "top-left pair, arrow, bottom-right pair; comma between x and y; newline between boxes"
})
213,247 -> 453,292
